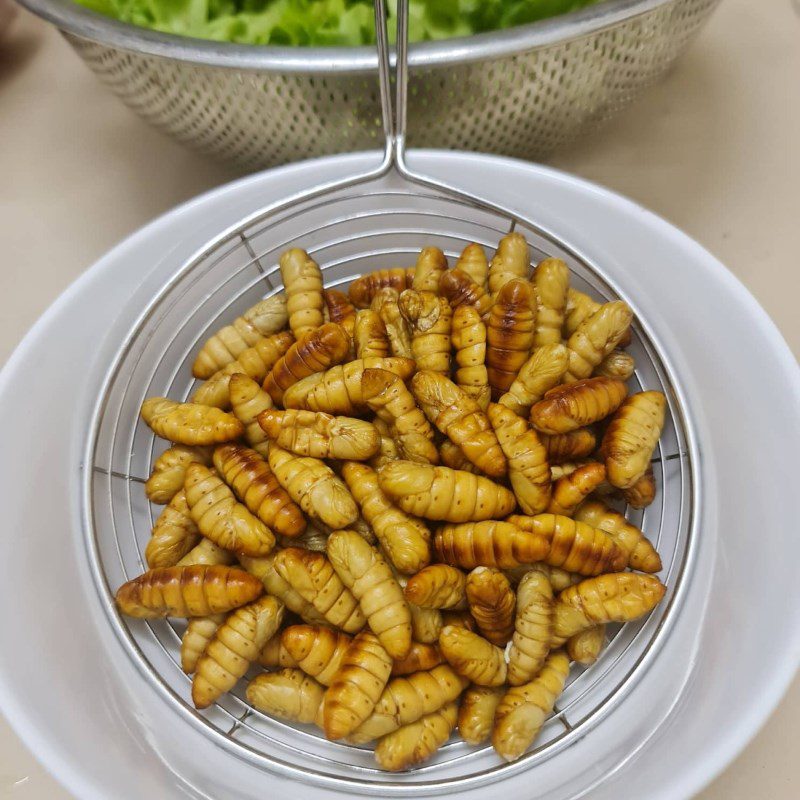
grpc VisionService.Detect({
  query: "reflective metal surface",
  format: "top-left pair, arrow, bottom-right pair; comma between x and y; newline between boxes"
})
18,0 -> 720,167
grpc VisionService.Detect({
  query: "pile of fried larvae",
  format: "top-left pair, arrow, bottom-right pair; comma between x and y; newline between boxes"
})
116,233 -> 668,771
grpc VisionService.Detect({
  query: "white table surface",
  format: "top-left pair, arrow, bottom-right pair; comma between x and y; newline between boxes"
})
1,0 -> 798,796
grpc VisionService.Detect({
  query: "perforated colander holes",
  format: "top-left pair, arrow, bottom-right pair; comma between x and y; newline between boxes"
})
65,0 -> 720,166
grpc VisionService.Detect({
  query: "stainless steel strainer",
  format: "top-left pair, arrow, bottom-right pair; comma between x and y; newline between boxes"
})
85,0 -> 697,793
20,0 -> 720,169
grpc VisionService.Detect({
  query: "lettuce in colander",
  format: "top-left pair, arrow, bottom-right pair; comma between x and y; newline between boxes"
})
75,0 -> 601,46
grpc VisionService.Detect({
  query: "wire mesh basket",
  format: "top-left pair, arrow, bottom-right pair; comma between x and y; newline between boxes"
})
86,174 -> 696,793
20,0 -> 719,169
74,0 -> 701,789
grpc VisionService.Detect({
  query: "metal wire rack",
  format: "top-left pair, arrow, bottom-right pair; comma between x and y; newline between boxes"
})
82,0 -> 697,793
84,176 -> 696,795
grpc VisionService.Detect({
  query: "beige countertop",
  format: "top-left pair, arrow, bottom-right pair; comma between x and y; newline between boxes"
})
1,0 -> 799,797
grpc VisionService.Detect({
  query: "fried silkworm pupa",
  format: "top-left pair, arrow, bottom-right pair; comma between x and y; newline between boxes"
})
323,289 -> 357,341
177,537 -> 236,568
595,349 -> 635,380
529,377 -> 628,435
458,685 -> 504,745
258,634 -> 298,670
411,246 -> 448,293
621,466 -> 656,508
488,232 -> 530,297
192,294 -> 287,379
372,287 -> 413,359
184,464 -> 276,557
540,428 -> 596,465
506,513 -> 626,576
438,268 -> 492,320
181,613 -> 226,674
268,445 -> 358,530
378,461 -> 516,523
600,391 -> 666,489
374,702 -> 458,772
497,343 -> 569,418
465,567 -> 516,646
145,445 -> 213,505
281,625 -> 353,686
141,398 -> 243,446
354,309 -> 390,359
454,242 -> 489,288
409,603 -> 444,643
439,626 -> 507,687
191,331 -> 294,409
487,402 -> 551,515
347,664 -> 467,744
573,500 -> 662,573
341,461 -> 431,576
145,489 -> 200,568
262,322 -> 350,406
258,409 -> 379,461
214,443 -> 306,539
486,279 -> 537,400
323,631 -> 393,740
349,267 -> 415,309
450,304 -> 491,410
434,521 -> 550,570
280,247 -> 324,340
238,553 -> 327,625
228,373 -> 274,458
326,530 -> 412,659
390,642 -> 444,676
532,258 -> 570,347
563,300 -> 633,382
272,547 -> 365,634
115,565 -> 263,618
492,650 -> 570,762
404,565 -> 467,610
282,357 -> 415,415
551,573 -> 666,646
507,569 -> 553,686
566,624 -> 606,665
362,368 -> 439,465
247,669 -> 325,724
398,289 -> 452,375
546,462 -> 608,517
192,595 -> 284,708
412,370 -> 505,477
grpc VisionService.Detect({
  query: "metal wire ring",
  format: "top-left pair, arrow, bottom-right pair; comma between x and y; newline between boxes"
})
83,178 -> 697,795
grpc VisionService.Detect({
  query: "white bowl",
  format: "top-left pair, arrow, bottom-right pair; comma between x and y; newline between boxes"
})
0,151 -> 798,800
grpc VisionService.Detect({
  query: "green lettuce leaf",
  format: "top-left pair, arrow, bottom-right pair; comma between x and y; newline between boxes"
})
74,0 -> 602,46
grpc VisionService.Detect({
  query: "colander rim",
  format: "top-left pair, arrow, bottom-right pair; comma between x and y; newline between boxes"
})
17,0 -> 683,72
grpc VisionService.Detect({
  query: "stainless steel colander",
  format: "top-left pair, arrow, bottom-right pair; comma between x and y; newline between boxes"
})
82,0 -> 697,794
20,0 -> 719,169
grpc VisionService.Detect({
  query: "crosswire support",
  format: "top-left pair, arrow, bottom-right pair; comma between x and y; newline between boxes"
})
93,466 -> 147,484
228,709 -> 252,737
651,451 -> 687,465
240,232 -> 274,284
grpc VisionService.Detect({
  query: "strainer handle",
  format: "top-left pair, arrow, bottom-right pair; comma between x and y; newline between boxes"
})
373,0 -> 410,166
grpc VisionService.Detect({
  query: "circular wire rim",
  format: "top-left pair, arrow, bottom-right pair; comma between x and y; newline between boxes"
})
18,0 -> 683,72
80,169 -> 700,795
